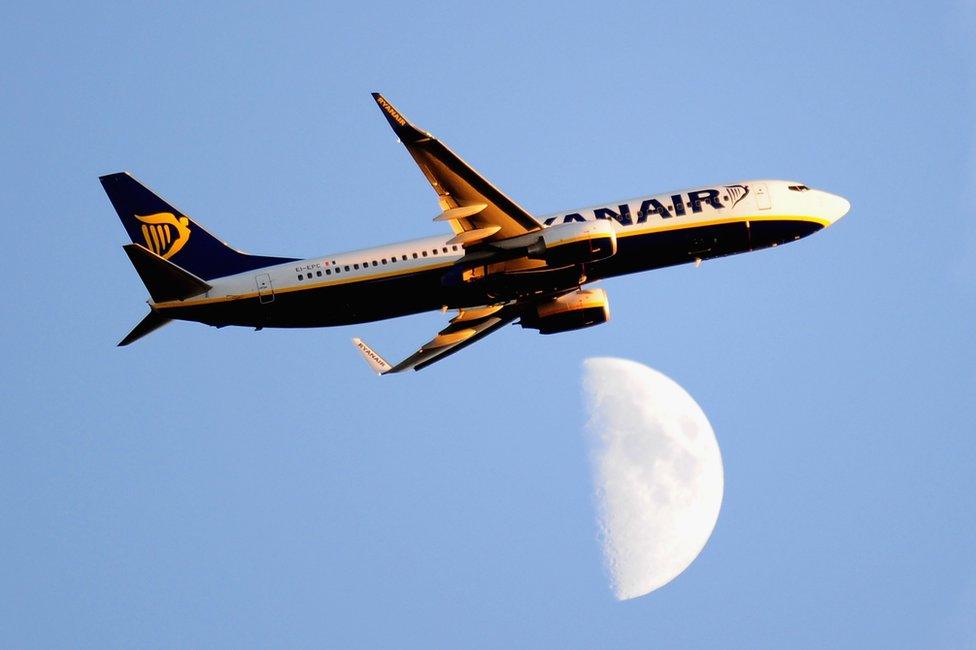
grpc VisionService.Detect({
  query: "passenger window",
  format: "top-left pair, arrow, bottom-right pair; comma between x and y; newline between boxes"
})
297,275 -> 303,281
316,270 -> 322,277
306,273 -> 312,279
325,269 -> 331,275
372,260 -> 378,266
431,249 -> 437,255
344,265 -> 350,271
452,245 -> 458,251
413,252 -> 418,259
354,263 -> 359,270
402,254 -> 408,261
381,258 -> 387,265
442,247 -> 448,253
422,251 -> 427,257
390,257 -> 396,263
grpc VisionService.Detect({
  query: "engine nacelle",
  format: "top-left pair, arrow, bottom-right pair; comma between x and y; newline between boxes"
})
521,288 -> 611,335
528,220 -> 617,266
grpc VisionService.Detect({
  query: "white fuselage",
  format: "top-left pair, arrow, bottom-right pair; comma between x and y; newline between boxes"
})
184,179 -> 848,310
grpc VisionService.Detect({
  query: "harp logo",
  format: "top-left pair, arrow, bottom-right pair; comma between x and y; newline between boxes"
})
724,184 -> 750,209
136,212 -> 191,259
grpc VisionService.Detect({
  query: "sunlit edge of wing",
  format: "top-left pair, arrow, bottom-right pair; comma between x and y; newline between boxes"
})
370,92 -> 543,237
352,305 -> 519,374
411,314 -> 515,372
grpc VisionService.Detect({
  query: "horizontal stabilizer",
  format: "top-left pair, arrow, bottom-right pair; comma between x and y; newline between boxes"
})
119,310 -> 172,346
123,243 -> 211,303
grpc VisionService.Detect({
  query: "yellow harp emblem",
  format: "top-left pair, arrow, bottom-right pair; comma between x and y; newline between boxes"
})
135,212 -> 191,259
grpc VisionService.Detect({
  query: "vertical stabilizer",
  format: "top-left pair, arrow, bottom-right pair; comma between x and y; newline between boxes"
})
100,172 -> 297,280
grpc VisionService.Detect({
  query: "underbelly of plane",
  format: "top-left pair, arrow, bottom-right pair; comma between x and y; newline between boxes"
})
589,218 -> 823,280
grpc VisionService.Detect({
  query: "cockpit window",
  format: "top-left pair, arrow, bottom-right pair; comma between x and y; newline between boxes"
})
788,184 -> 810,192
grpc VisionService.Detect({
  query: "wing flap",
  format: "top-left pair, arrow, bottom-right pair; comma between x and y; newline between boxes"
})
434,203 -> 488,222
446,226 -> 501,245
453,305 -> 504,322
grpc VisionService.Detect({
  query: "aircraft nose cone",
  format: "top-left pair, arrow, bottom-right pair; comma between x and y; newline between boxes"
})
818,190 -> 851,225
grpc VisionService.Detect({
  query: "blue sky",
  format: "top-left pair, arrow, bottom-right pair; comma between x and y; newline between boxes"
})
2,1 -> 974,647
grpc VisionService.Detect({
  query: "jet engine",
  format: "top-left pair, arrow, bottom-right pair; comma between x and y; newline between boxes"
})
521,288 -> 611,334
527,220 -> 617,266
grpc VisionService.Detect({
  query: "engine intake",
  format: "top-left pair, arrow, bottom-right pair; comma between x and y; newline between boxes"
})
527,220 -> 617,266
521,288 -> 611,334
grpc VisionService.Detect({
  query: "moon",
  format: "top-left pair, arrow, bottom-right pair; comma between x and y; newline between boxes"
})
582,357 -> 724,600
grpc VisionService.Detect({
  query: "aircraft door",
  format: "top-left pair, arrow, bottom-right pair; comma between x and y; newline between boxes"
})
754,183 -> 772,210
256,273 -> 274,304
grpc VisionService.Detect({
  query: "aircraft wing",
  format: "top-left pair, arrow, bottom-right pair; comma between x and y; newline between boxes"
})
372,93 -> 543,242
352,303 -> 519,374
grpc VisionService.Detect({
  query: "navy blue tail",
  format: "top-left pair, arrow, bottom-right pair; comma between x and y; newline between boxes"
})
100,172 -> 297,280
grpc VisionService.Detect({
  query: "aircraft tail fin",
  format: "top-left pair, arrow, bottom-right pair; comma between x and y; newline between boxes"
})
122,243 -> 212,303
119,310 -> 172,346
100,172 -> 297,280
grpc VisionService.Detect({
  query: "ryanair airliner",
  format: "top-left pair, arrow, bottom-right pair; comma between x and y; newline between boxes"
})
102,93 -> 850,373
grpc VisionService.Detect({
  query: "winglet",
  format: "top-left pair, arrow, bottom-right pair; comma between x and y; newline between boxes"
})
352,337 -> 393,375
371,92 -> 426,143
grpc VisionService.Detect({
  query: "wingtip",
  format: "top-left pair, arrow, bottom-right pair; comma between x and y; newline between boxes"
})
352,337 -> 392,375
99,171 -> 130,184
370,92 -> 422,140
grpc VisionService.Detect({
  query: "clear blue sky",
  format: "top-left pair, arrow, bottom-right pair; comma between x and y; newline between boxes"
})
2,1 -> 974,647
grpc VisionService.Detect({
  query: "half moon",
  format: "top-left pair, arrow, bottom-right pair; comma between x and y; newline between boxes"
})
582,357 -> 724,600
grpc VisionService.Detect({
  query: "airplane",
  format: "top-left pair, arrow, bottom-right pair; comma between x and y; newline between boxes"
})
102,92 -> 851,374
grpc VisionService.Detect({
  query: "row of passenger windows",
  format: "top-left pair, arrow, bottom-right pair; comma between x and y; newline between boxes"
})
297,245 -> 460,281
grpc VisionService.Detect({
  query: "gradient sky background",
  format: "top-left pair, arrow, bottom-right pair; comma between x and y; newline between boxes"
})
3,1 -> 975,647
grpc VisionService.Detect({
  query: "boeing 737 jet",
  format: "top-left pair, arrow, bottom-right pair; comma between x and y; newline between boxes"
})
102,93 -> 850,373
